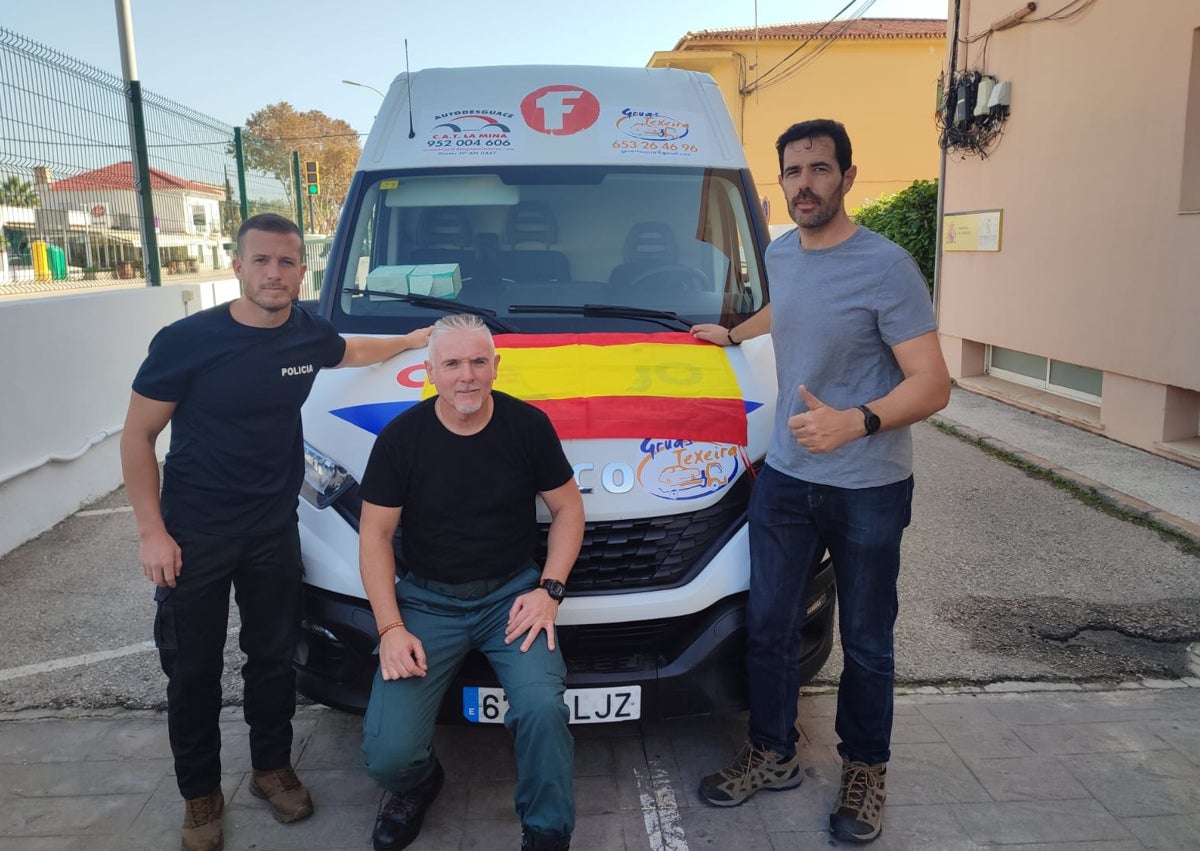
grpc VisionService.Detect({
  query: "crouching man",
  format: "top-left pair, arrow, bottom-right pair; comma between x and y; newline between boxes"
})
357,314 -> 584,851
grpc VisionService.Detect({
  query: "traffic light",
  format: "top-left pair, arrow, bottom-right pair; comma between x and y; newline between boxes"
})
304,160 -> 320,196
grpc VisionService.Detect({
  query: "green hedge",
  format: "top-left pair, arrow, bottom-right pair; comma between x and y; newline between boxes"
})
851,179 -> 938,296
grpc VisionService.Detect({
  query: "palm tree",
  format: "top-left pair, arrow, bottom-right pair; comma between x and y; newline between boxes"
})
0,176 -> 40,208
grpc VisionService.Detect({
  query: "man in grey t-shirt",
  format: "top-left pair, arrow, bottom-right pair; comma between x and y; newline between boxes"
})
691,119 -> 950,843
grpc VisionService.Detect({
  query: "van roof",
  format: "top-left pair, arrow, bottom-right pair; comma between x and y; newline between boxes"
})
359,65 -> 748,171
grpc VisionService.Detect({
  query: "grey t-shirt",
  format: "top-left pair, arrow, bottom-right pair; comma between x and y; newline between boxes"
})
765,226 -> 937,488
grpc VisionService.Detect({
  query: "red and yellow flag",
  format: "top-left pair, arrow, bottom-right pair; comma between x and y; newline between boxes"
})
420,332 -> 749,444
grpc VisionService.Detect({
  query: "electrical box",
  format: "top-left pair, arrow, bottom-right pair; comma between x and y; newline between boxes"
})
954,84 -> 969,125
988,81 -> 1012,108
974,77 -> 995,116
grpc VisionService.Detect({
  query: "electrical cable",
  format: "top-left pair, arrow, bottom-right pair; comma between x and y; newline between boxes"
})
938,0 -> 1096,159
742,0 -> 877,94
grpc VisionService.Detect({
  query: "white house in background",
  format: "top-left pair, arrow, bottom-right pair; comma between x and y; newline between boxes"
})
28,162 -> 232,275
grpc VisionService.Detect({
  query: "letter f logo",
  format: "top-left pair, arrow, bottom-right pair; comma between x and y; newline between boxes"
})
535,89 -> 583,131
521,85 -> 600,136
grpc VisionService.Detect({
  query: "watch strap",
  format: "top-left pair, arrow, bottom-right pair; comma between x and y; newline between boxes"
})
857,404 -> 881,436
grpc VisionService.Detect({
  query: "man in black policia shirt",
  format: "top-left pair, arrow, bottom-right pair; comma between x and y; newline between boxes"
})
120,213 -> 431,851
357,313 -> 584,851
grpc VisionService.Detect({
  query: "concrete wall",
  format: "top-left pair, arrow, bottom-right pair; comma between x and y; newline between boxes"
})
938,0 -> 1200,456
0,278 -> 239,557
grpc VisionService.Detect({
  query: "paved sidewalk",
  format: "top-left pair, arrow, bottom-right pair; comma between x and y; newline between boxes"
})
2,685 -> 1199,850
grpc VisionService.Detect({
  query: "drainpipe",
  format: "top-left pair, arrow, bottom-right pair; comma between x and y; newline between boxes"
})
933,0 -> 967,323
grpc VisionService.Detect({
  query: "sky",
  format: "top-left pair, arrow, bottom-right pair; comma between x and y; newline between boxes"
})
5,0 -> 949,138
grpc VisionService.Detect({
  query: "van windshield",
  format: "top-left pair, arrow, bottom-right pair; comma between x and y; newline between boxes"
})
327,165 -> 767,335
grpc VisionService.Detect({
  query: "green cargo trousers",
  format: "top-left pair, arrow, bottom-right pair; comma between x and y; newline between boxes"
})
361,564 -> 575,836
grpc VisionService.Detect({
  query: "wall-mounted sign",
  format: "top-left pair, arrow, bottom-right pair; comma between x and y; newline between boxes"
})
943,209 -> 1002,252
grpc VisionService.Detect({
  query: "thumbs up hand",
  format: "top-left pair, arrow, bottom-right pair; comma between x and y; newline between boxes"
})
786,385 -> 859,454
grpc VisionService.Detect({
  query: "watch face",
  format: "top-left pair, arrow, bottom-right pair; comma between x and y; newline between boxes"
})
540,579 -> 565,601
860,405 -> 881,435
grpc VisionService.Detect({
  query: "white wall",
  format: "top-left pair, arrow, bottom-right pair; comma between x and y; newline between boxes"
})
0,279 -> 239,557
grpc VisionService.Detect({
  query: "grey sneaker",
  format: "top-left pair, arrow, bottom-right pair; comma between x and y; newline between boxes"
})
698,742 -> 803,807
829,757 -> 887,843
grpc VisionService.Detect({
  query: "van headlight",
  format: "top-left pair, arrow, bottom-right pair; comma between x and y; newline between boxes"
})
302,441 -> 356,508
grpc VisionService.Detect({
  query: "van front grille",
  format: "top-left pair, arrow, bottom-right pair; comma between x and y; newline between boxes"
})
535,473 -> 751,593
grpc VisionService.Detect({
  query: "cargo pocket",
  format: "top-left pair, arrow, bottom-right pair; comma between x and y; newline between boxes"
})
153,585 -> 178,651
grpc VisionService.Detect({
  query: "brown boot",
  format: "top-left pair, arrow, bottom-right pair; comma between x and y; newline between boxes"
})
181,787 -> 224,851
249,767 -> 314,823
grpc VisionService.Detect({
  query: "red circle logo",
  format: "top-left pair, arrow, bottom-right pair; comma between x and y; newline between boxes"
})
397,364 -> 426,388
521,85 -> 600,136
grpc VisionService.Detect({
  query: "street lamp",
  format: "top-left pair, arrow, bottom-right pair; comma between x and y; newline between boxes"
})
342,79 -> 386,98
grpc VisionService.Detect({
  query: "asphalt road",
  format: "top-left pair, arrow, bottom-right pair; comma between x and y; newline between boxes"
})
2,422 -> 1198,714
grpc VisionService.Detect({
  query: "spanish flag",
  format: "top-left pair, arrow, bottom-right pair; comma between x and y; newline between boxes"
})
332,332 -> 758,444
456,333 -> 748,444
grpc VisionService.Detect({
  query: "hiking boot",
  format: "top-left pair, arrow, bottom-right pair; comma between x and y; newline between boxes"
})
181,787 -> 224,851
698,741 -> 803,807
521,828 -> 571,850
829,757 -> 887,843
372,759 -> 445,851
249,766 -> 314,823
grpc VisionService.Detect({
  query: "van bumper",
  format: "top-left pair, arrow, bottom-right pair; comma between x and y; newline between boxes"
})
295,561 -> 835,721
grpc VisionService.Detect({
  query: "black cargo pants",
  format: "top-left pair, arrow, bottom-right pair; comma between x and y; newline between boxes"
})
154,519 -> 302,799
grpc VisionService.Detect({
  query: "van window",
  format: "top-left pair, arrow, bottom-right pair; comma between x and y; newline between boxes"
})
330,165 -> 766,334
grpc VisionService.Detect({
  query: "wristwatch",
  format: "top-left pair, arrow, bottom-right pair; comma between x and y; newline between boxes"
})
857,404 -> 881,437
538,578 -> 566,603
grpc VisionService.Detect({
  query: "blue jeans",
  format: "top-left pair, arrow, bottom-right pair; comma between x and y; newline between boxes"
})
746,464 -> 913,765
362,564 -> 574,836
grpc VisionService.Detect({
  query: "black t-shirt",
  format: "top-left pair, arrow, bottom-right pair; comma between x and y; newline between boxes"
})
132,302 -> 346,536
359,391 -> 574,583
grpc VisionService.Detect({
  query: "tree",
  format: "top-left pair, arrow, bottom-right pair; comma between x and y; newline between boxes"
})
238,103 -> 361,235
0,176 -> 40,208
851,179 -> 938,296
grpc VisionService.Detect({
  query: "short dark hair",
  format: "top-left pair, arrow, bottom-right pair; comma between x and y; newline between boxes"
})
236,213 -> 302,256
776,120 -> 853,175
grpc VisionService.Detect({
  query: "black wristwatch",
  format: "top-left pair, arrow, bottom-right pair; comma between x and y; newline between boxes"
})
538,578 -> 566,603
857,404 -> 881,437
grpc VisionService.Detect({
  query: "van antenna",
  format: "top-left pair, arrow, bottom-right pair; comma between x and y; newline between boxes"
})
405,39 -> 415,139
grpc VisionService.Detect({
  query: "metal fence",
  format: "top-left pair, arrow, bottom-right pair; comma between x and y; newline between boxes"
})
0,27 -> 301,297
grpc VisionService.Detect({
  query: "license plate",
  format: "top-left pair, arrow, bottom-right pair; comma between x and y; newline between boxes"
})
463,685 -> 641,724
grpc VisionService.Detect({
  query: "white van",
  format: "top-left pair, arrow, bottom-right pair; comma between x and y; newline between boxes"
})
296,66 -> 834,722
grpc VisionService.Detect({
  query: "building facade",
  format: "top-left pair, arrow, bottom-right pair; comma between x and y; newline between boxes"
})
937,0 -> 1200,463
648,18 -> 947,221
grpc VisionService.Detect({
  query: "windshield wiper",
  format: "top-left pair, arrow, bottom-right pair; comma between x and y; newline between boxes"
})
343,287 -> 521,333
507,304 -> 694,332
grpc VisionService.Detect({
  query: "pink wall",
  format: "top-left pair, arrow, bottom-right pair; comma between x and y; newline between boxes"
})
938,0 -> 1200,393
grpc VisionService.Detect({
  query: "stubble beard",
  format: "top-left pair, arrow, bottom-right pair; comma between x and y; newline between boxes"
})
789,191 -> 840,230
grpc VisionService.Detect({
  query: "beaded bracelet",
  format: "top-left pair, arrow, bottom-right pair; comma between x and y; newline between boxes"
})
378,620 -> 406,638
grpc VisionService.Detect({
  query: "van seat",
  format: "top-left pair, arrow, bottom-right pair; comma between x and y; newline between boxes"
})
500,201 -> 570,282
609,221 -> 677,289
411,207 -> 476,279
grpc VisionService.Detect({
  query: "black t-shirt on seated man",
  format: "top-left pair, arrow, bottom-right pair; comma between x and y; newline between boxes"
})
359,391 -> 574,584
